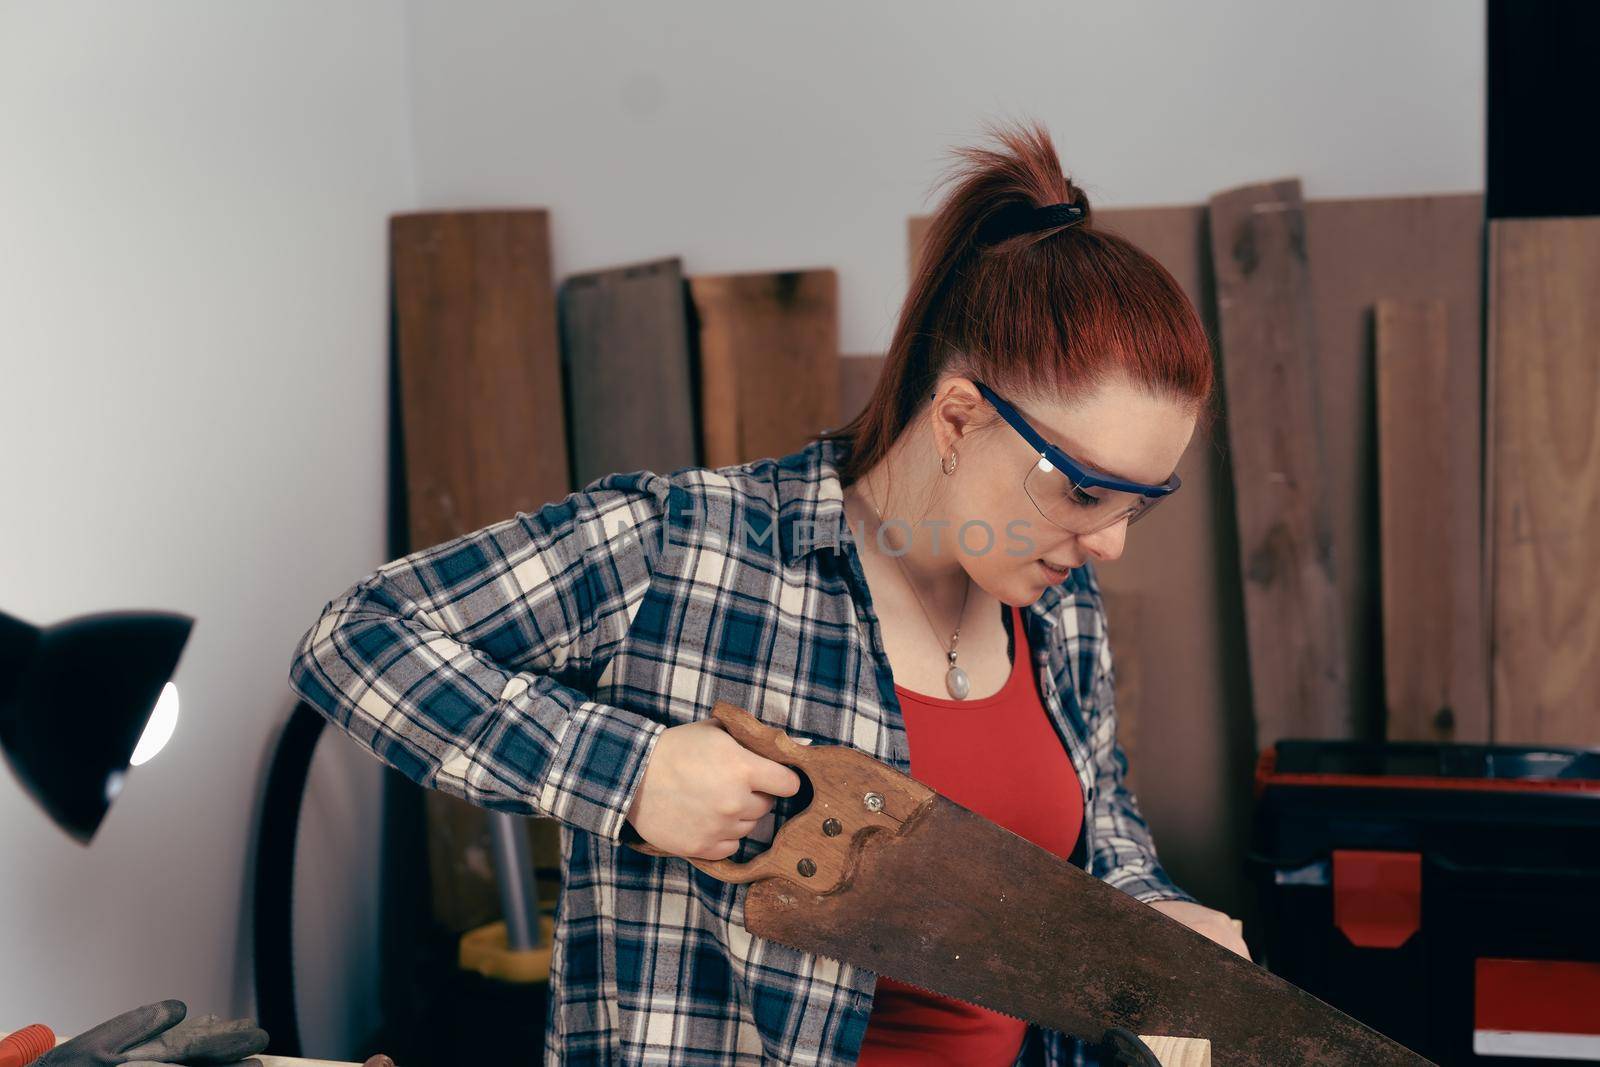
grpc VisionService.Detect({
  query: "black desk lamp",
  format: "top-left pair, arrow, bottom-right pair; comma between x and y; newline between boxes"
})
0,608 -> 193,843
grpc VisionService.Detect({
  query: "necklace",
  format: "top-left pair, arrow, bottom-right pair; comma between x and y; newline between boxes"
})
862,486 -> 973,700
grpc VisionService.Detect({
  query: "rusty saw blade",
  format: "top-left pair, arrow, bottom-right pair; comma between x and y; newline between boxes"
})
629,702 -> 1434,1066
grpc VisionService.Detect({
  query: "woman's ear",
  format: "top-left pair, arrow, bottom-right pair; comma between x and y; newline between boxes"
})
928,376 -> 987,457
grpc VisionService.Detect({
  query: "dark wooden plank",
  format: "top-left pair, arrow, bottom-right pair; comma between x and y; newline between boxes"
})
390,210 -> 570,547
1487,217 -> 1600,745
558,257 -> 698,487
1208,179 -> 1350,746
1376,299 -> 1460,741
689,269 -> 839,466
390,209 -> 571,933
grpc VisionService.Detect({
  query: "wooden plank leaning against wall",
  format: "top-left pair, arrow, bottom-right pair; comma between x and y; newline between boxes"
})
1486,216 -> 1600,746
1207,179 -> 1351,747
1376,300 -> 1462,742
392,210 -> 570,935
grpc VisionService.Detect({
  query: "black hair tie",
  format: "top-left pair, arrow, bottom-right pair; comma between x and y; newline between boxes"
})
974,201 -> 1087,247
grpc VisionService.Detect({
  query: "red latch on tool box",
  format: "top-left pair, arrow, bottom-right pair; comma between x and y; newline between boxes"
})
1331,849 -> 1420,948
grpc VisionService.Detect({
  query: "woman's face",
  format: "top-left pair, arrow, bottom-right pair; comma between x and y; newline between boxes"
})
934,372 -> 1199,606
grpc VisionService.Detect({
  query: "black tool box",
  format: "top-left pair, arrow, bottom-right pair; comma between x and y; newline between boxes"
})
1250,740 -> 1600,1065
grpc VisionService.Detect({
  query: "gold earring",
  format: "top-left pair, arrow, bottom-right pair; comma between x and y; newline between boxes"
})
942,451 -> 958,476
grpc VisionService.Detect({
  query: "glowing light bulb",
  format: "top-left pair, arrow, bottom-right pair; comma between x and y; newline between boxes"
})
130,682 -> 180,767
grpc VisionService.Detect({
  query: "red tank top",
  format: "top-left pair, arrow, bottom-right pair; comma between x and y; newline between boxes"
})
855,603 -> 1085,1067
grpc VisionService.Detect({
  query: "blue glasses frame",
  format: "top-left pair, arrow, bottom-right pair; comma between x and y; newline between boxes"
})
971,380 -> 1182,499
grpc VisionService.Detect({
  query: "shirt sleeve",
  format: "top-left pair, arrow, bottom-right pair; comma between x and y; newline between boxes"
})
1079,567 -> 1199,906
286,469 -> 678,843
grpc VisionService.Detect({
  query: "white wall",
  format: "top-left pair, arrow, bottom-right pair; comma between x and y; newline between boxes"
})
0,0 -> 1483,1056
0,1 -> 414,1056
405,0 -> 1484,355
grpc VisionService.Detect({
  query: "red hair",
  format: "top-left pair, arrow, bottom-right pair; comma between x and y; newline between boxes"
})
823,119 -> 1215,485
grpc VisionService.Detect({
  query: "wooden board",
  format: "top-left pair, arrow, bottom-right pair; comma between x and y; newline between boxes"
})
390,209 -> 572,933
558,257 -> 698,487
1208,179 -> 1350,747
689,269 -> 839,466
838,353 -> 885,428
1305,194 -> 1487,744
1377,300 -> 1460,740
1142,1035 -> 1213,1066
1487,216 -> 1600,745
390,210 -> 570,547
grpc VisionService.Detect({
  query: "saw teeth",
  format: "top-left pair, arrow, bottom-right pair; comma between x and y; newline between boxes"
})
750,930 -> 1060,1032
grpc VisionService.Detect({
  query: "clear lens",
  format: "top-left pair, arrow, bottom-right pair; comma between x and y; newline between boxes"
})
1022,455 -> 1164,534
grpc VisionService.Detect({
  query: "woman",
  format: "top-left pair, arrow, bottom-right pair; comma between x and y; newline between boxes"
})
288,120 -> 1247,1066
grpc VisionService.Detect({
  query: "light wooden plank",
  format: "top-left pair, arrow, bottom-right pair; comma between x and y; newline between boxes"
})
1305,194 -> 1487,743
558,257 -> 698,487
1487,216 -> 1600,745
1141,1035 -> 1213,1066
1376,300 -> 1460,740
689,269 -> 839,466
1207,179 -> 1350,746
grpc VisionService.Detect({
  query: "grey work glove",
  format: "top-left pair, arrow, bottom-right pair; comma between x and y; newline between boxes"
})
34,1000 -> 268,1067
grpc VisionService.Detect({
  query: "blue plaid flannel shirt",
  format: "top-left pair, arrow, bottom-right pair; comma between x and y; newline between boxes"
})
288,435 -> 1196,1066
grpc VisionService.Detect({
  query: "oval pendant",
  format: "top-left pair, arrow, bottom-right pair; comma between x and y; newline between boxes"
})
945,664 -> 971,700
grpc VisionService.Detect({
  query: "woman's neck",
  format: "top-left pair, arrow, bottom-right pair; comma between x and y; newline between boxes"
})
842,433 -> 973,607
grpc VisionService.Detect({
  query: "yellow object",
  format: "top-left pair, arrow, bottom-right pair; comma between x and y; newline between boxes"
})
458,917 -> 555,984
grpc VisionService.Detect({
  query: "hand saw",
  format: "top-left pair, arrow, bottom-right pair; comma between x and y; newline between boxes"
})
628,702 -> 1435,1066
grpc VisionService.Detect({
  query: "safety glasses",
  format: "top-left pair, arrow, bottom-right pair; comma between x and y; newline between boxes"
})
972,380 -> 1181,535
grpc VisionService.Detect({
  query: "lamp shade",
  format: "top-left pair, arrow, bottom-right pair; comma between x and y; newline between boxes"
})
0,608 -> 193,843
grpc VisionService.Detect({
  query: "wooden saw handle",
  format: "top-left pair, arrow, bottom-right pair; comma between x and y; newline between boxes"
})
626,701 -> 933,893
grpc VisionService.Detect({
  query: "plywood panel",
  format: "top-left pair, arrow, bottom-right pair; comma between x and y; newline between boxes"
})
689,269 -> 839,466
1376,300 -> 1461,740
1487,216 -> 1600,745
558,257 -> 698,487
1208,179 -> 1350,746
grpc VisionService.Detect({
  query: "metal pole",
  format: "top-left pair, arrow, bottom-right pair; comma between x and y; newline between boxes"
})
487,811 -> 543,950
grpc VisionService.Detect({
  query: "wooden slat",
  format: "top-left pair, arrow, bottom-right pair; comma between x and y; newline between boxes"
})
558,257 -> 698,488
1376,300 -> 1459,740
689,269 -> 839,466
1208,179 -> 1350,746
1487,216 -> 1600,746
390,209 -> 571,933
